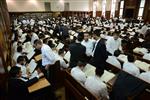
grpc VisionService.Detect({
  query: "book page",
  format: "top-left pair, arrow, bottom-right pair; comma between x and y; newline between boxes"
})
28,59 -> 37,73
56,43 -> 64,50
64,51 -> 71,62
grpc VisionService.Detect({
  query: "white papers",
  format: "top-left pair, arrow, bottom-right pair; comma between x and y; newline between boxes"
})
71,31 -> 75,35
100,70 -> 115,83
70,35 -> 74,40
117,54 -> 128,62
134,60 -> 150,71
83,64 -> 115,83
56,43 -> 64,50
64,51 -> 71,62
27,51 -> 35,60
74,33 -> 78,37
28,59 -> 37,73
139,38 -> 144,42
143,53 -> 150,61
133,47 -> 148,54
83,64 -> 96,77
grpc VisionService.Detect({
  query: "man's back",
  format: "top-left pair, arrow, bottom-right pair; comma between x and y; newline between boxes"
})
69,43 -> 86,67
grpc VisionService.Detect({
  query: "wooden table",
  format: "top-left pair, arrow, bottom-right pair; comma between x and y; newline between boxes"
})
28,78 -> 50,93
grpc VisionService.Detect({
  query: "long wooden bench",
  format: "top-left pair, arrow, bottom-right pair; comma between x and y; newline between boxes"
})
64,70 -> 99,100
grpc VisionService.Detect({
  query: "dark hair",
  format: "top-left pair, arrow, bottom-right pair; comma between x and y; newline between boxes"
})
127,54 -> 135,62
23,55 -> 28,63
9,66 -> 21,78
93,29 -> 101,37
17,56 -> 25,63
95,68 -> 104,77
114,50 -> 121,57
38,33 -> 45,39
34,39 -> 42,45
48,40 -> 55,48
77,61 -> 87,67
58,49 -> 64,55
17,46 -> 22,52
43,38 -> 49,44
113,30 -> 120,36
33,39 -> 39,45
77,34 -> 83,42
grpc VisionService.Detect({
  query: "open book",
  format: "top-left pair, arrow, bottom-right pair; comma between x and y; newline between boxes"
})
27,50 -> 35,60
83,64 -> 115,83
56,43 -> 64,50
28,59 -> 37,73
117,54 -> 128,62
64,51 -> 71,62
134,60 -> 150,71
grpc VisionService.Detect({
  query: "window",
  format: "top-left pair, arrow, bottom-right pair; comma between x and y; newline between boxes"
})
64,3 -> 69,11
93,0 -> 97,17
119,0 -> 124,18
44,2 -> 51,11
110,0 -> 117,18
102,0 -> 107,17
138,0 -> 145,19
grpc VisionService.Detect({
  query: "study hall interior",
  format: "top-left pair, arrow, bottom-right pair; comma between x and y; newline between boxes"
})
0,0 -> 150,100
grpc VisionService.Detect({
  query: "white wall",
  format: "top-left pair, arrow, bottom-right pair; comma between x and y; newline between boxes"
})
6,0 -> 90,12
6,0 -> 45,12
97,0 -> 119,11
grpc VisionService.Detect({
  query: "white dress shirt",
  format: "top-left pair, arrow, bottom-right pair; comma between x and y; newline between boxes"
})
53,52 -> 69,69
85,75 -> 109,99
31,33 -> 39,45
16,64 -> 27,78
81,39 -> 95,56
71,66 -> 86,85
143,53 -> 150,61
41,44 -> 56,66
106,37 -> 122,55
13,52 -> 22,62
106,56 -> 121,69
123,62 -> 140,76
139,71 -> 150,83
92,39 -> 100,57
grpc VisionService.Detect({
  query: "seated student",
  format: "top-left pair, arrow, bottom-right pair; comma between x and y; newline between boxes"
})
27,29 -> 39,45
71,61 -> 87,85
123,54 -> 140,76
57,49 -> 69,70
13,46 -> 23,64
106,50 -> 121,69
8,66 -> 43,100
139,69 -> 150,83
85,68 -> 109,100
16,56 -> 28,79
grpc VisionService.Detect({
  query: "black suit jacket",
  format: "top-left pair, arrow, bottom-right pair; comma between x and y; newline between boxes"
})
110,71 -> 147,100
91,39 -> 108,70
8,77 -> 38,100
69,43 -> 86,68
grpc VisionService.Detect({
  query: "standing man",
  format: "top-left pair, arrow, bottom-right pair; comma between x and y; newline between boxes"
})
81,32 -> 95,59
91,29 -> 108,71
106,31 -> 122,55
34,39 -> 56,78
69,35 -> 87,68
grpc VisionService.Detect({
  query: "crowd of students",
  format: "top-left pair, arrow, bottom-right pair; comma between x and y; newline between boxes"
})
9,15 -> 150,100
